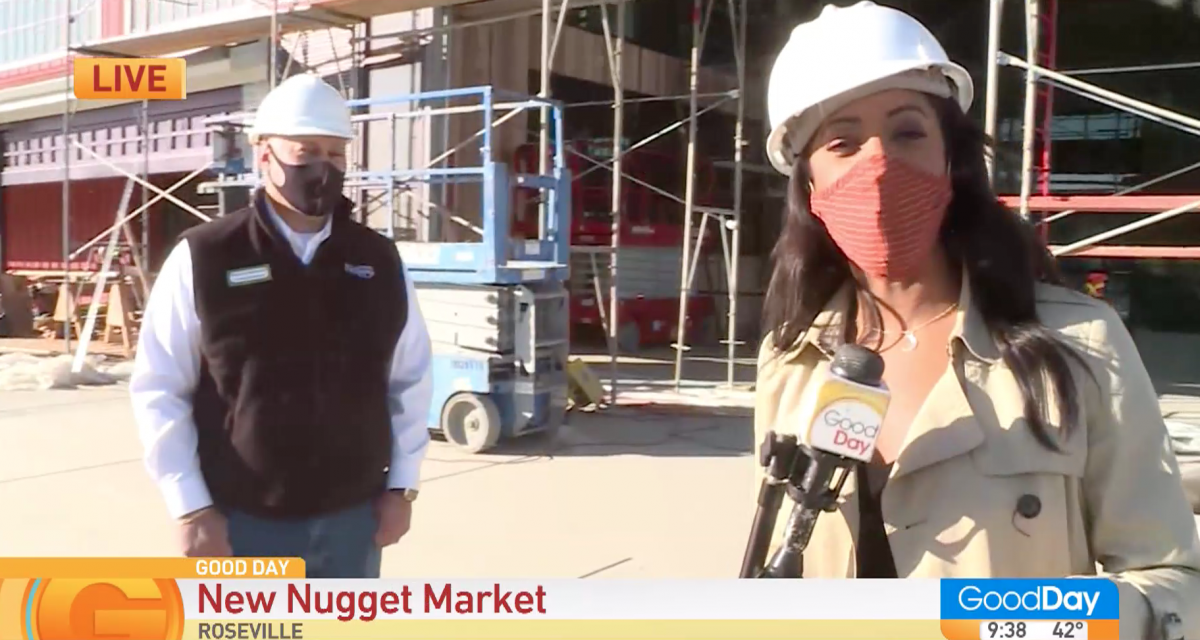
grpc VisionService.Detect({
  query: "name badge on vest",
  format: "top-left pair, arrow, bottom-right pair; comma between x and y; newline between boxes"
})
226,264 -> 273,287
345,263 -> 375,279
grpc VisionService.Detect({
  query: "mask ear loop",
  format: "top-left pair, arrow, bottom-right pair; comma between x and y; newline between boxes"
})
263,142 -> 288,192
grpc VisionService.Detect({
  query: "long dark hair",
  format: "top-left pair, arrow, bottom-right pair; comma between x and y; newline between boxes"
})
763,95 -> 1084,451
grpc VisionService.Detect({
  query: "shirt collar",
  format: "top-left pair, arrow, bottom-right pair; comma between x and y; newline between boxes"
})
263,195 -> 332,241
949,270 -> 1001,363
787,268 -> 1000,364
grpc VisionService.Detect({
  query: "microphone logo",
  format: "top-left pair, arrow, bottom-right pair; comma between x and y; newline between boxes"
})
823,410 -> 880,437
809,399 -> 884,462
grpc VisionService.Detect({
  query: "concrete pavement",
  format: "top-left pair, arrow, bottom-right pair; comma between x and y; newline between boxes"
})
2,381 -> 1197,576
0,385 -> 758,578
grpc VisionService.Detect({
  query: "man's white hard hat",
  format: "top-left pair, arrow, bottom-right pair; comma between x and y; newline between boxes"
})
247,74 -> 353,142
765,1 -> 974,175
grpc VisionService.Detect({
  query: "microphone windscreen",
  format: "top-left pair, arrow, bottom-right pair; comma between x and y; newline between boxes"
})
830,344 -> 884,387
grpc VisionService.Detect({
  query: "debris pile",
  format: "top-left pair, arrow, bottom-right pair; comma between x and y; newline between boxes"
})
0,352 -> 132,391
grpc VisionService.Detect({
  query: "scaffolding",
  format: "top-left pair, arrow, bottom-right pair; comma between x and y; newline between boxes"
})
985,0 -> 1200,260
37,0 -> 754,400
30,0 -> 1200,392
529,0 -> 752,398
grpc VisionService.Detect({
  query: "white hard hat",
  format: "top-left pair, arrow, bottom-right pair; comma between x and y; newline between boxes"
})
247,74 -> 353,142
765,1 -> 974,175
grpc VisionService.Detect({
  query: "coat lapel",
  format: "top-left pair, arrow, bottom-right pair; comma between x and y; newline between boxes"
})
889,346 -> 986,482
890,272 -> 994,481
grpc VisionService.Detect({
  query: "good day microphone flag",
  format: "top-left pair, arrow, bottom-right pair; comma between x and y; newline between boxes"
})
0,559 -> 1119,640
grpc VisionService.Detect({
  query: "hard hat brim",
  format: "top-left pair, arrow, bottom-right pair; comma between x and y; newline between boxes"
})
247,124 -> 354,141
766,60 -> 974,176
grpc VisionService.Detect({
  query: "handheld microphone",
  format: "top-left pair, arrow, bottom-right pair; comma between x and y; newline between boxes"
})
740,344 -> 889,579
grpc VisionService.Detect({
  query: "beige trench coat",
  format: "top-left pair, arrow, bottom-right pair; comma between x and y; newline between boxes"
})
755,279 -> 1200,640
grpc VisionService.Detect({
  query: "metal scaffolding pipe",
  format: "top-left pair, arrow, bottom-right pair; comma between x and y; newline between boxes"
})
270,0 -> 279,88
569,97 -> 733,188
567,146 -> 684,206
1043,158 -> 1200,224
523,96 -> 735,212
537,0 -> 554,236
548,0 -> 572,73
564,91 -> 735,108
726,0 -> 746,389
72,178 -> 135,374
1039,77 -> 1200,139
673,0 -> 707,388
69,164 -> 214,260
983,0 -> 1005,183
1052,199 -> 1200,257
1062,60 -> 1200,76
71,141 -> 214,224
600,0 -> 625,403
1000,53 -> 1200,137
61,1 -> 73,353
1018,0 -> 1040,221
139,100 -> 150,297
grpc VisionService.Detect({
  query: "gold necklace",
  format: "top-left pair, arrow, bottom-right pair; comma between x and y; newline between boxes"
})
871,303 -> 958,352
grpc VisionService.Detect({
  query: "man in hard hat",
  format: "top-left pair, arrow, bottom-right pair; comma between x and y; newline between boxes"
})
130,74 -> 432,578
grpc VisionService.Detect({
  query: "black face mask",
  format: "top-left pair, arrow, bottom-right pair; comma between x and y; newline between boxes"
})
268,146 -> 346,218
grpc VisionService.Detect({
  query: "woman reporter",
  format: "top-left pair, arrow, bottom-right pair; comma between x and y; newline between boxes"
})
753,3 -> 1200,638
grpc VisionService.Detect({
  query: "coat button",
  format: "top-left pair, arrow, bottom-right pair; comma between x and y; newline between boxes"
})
1017,494 -> 1041,519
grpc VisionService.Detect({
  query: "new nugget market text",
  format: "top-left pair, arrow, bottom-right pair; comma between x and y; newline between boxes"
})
198,583 -> 550,621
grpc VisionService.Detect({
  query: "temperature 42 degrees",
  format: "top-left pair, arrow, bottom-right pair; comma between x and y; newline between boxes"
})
979,620 -> 1094,640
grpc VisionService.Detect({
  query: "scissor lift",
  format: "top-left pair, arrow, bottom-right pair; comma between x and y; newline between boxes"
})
200,86 -> 572,454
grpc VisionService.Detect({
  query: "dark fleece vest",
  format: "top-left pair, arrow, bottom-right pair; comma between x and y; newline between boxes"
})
182,192 -> 408,519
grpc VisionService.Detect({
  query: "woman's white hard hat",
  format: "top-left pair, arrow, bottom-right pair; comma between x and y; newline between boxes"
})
247,74 -> 354,142
765,1 -> 974,175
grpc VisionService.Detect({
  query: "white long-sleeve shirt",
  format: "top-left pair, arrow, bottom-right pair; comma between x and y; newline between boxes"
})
129,206 -> 432,520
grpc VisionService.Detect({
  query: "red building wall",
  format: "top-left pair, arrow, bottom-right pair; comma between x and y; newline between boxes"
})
0,177 -> 180,272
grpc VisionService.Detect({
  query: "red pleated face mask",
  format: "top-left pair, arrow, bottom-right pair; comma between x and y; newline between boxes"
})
809,154 -> 953,282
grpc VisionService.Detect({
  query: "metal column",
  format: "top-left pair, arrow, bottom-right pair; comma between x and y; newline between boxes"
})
725,0 -> 746,389
601,1 -> 626,403
61,0 -> 73,353
140,101 -> 150,272
270,0 -> 280,88
673,0 -> 705,389
1018,0 -> 1040,220
537,0 -> 553,234
983,0 -> 1004,184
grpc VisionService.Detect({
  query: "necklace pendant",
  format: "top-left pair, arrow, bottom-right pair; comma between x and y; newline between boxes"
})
901,331 -> 919,352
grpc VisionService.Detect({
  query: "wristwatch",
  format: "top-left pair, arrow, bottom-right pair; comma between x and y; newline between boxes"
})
392,488 -> 419,502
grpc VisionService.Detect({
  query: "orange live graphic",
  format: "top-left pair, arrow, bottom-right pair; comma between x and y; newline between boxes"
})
73,58 -> 187,101
0,577 -> 184,640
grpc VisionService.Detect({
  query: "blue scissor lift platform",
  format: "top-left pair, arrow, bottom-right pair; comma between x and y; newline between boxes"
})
349,87 -> 573,453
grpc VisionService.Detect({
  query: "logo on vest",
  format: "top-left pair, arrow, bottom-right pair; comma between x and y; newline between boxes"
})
226,264 -> 272,287
345,263 -> 375,279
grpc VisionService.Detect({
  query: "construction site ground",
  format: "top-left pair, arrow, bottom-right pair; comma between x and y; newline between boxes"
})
1,345 -> 1197,577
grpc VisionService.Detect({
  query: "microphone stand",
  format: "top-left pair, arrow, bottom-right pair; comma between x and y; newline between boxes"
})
739,431 -> 797,578
739,431 -> 856,579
